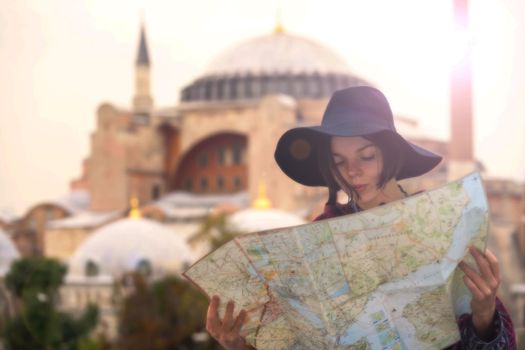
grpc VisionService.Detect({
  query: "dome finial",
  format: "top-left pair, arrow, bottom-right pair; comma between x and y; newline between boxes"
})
253,181 -> 272,209
274,1 -> 284,34
129,194 -> 142,219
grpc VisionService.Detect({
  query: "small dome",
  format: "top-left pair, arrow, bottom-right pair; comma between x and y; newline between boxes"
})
181,32 -> 368,103
229,208 -> 306,233
0,229 -> 20,277
67,218 -> 192,279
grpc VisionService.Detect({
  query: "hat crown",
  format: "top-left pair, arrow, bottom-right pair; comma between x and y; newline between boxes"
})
321,86 -> 395,131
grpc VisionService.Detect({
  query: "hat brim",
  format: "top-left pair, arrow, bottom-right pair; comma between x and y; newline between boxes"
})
274,126 -> 442,186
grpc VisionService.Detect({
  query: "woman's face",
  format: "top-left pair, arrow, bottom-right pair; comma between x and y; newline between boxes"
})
330,136 -> 384,206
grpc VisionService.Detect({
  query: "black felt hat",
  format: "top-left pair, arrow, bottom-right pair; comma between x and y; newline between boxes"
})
274,86 -> 442,186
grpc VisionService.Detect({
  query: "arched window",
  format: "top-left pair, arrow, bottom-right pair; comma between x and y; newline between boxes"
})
251,78 -> 260,97
205,81 -> 212,100
136,258 -> 153,277
328,74 -> 337,95
85,260 -> 99,277
244,76 -> 252,98
151,185 -> 161,200
292,76 -> 302,98
217,79 -> 225,100
260,76 -> 269,96
217,176 -> 225,191
200,177 -> 209,191
277,76 -> 287,94
233,176 -> 242,190
198,153 -> 208,168
185,178 -> 193,191
217,147 -> 226,165
230,78 -> 238,100
232,141 -> 242,165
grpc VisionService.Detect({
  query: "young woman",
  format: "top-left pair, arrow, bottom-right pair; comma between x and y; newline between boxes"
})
206,86 -> 516,349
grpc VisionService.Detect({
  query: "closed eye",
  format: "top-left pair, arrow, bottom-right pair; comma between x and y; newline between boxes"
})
361,155 -> 375,161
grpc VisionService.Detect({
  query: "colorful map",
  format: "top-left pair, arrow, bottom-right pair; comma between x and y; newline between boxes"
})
183,172 -> 489,349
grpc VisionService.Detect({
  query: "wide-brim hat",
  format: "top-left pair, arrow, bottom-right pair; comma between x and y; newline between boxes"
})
274,86 -> 442,186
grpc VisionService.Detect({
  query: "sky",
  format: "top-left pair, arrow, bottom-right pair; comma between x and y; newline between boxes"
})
0,0 -> 524,215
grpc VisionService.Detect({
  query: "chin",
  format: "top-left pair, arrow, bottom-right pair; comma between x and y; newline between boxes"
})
358,192 -> 379,207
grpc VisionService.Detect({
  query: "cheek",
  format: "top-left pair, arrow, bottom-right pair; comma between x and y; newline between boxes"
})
362,161 -> 382,178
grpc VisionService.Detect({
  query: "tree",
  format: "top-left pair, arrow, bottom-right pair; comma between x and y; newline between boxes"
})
115,273 -> 220,350
1,257 -> 99,350
191,212 -> 244,250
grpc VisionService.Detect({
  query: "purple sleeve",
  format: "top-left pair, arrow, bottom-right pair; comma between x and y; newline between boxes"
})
445,298 -> 516,349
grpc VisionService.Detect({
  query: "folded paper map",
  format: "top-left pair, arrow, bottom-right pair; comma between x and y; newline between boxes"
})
183,172 -> 489,349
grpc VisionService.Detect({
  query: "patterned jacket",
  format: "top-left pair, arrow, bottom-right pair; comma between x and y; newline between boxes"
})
314,202 -> 516,350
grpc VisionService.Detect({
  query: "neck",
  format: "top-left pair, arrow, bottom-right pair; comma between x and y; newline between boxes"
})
356,179 -> 406,210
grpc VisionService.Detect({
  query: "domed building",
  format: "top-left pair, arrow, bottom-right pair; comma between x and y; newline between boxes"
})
61,216 -> 193,338
66,217 -> 192,280
69,24 -> 371,217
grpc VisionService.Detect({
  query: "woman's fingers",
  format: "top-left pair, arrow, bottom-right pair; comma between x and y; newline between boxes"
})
459,261 -> 492,297
484,248 -> 501,284
460,247 -> 500,336
463,274 -> 484,300
469,247 -> 498,287
206,295 -> 221,334
231,309 -> 247,334
222,300 -> 235,331
206,295 -> 250,350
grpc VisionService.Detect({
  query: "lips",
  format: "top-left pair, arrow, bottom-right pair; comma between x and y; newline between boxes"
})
352,184 -> 367,193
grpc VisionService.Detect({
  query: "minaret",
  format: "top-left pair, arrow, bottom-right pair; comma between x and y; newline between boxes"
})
133,23 -> 153,113
448,0 -> 475,180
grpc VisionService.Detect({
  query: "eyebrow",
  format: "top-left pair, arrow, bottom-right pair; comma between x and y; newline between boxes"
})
331,143 -> 375,157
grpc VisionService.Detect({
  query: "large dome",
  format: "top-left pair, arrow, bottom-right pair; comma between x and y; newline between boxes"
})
204,33 -> 351,77
67,218 -> 192,280
0,229 -> 19,277
181,32 -> 368,103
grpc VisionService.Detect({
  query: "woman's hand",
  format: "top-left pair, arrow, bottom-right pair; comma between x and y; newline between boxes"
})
206,295 -> 254,350
459,247 -> 500,340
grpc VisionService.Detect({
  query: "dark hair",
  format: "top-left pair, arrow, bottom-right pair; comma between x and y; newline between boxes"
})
316,131 -> 405,205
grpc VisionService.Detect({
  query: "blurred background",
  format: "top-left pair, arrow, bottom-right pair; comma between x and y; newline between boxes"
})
0,0 -> 524,348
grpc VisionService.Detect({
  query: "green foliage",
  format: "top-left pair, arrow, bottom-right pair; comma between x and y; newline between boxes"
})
1,257 -> 100,350
5,257 -> 67,300
116,274 -> 221,350
193,212 -> 244,250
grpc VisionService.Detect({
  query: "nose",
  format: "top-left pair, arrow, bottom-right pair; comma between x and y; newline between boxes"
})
343,161 -> 363,178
